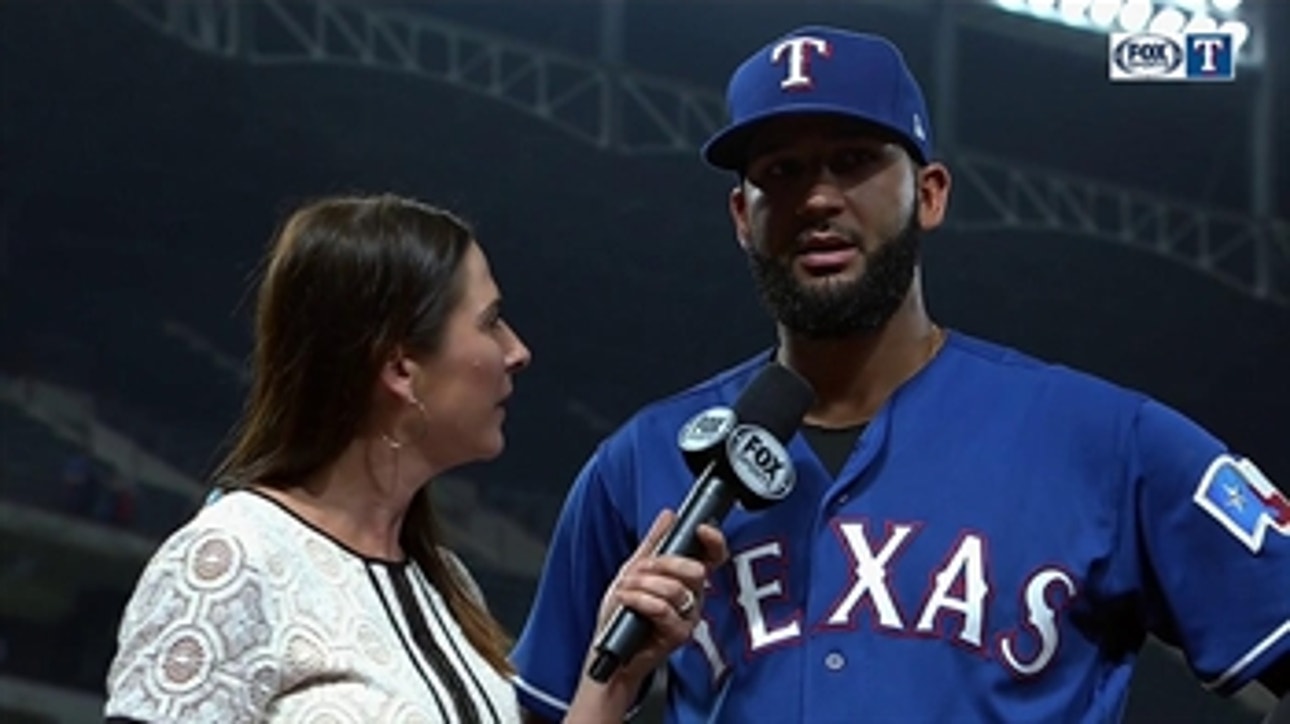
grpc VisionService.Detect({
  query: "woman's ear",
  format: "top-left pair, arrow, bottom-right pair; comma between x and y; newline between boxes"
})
379,349 -> 418,404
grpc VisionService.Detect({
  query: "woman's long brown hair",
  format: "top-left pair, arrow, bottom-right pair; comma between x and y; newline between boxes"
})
211,193 -> 513,674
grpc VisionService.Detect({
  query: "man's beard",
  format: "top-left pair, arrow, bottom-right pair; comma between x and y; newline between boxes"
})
745,208 -> 921,339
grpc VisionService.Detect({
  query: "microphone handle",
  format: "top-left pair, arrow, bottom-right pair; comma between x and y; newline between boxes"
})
587,463 -> 738,683
654,462 -> 738,558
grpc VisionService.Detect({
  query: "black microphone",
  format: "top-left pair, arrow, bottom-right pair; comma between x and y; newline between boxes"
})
586,362 -> 814,683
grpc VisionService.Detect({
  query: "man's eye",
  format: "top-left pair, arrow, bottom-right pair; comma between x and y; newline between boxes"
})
770,159 -> 803,177
829,148 -> 878,174
754,157 -> 803,183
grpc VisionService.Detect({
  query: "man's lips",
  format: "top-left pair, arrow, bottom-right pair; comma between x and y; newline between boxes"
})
796,233 -> 859,272
799,247 -> 860,270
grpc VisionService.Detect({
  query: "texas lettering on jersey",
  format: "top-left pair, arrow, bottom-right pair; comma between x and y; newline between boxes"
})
690,519 -> 1077,682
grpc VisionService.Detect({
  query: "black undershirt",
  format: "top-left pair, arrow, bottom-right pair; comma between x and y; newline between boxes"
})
801,422 -> 867,478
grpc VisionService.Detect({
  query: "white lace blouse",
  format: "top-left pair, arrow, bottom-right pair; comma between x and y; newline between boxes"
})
104,489 -> 521,724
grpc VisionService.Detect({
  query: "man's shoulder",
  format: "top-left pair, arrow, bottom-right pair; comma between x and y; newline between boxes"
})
945,330 -> 1147,408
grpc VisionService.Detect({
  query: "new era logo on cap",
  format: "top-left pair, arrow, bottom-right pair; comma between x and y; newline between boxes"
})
702,26 -> 934,171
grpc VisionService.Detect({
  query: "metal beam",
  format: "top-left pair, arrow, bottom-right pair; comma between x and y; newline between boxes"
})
114,0 -> 725,153
931,0 -> 959,159
1250,0 -> 1277,299
953,150 -> 1288,304
599,0 -> 626,150
111,0 -> 1287,306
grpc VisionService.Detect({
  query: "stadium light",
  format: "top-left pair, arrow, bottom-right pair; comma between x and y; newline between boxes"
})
990,0 -> 1257,63
1218,18 -> 1250,48
1148,6 -> 1188,32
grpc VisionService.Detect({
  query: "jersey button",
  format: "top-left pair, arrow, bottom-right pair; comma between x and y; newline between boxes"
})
824,651 -> 846,671
830,494 -> 850,514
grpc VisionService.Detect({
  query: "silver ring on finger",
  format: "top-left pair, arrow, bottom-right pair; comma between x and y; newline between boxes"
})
675,588 -> 697,617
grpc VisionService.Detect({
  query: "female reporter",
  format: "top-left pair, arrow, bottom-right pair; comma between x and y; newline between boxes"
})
104,193 -> 724,723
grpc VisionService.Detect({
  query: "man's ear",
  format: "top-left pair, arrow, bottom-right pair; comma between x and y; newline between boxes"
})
916,162 -> 952,231
729,183 -> 752,251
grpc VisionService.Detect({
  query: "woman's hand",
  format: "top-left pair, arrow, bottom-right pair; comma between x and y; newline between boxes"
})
591,508 -> 729,686
563,509 -> 728,723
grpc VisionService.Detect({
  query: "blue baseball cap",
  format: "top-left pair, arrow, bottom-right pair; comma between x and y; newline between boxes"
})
701,26 -> 934,171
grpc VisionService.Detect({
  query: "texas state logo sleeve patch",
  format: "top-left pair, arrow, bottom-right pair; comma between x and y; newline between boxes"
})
1193,454 -> 1290,554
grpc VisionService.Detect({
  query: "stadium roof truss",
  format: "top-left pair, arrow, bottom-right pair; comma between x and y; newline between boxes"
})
111,0 -> 1288,306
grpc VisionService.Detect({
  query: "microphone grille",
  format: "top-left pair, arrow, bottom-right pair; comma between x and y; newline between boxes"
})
732,363 -> 815,441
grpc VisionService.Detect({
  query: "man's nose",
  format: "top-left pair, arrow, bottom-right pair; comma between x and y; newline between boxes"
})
799,168 -> 847,218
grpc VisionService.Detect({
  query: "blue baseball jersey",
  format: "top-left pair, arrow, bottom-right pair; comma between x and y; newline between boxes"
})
511,332 -> 1290,722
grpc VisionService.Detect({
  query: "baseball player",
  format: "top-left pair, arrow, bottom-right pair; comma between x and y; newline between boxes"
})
512,26 -> 1290,722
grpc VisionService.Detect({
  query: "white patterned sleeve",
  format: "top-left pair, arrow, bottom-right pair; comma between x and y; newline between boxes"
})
105,525 -> 283,723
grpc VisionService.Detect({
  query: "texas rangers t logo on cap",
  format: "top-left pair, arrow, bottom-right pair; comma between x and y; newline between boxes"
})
771,36 -> 831,90
701,26 -> 935,169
